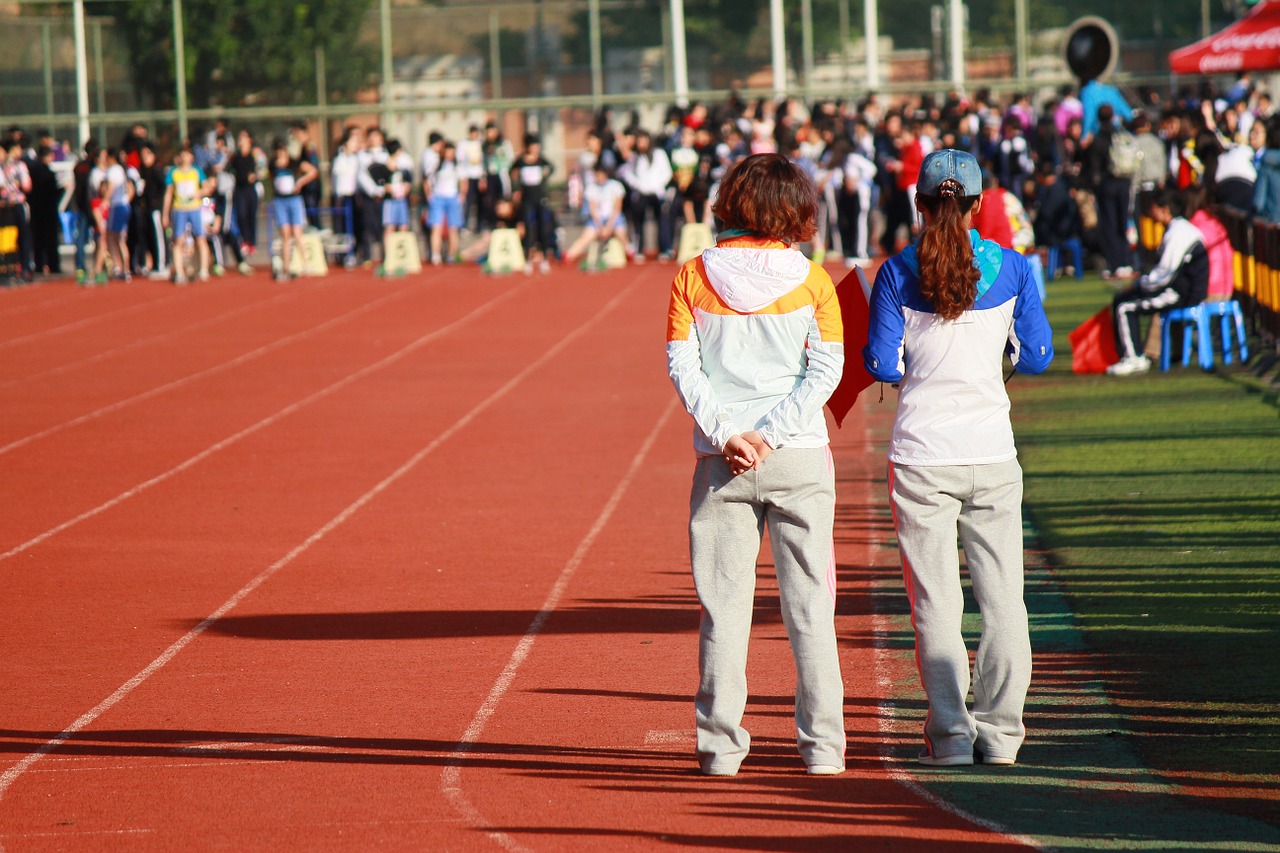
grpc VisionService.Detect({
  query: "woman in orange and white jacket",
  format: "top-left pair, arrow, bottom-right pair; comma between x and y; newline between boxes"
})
666,153 -> 846,777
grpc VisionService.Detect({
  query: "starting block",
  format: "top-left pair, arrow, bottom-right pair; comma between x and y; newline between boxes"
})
584,237 -> 628,271
383,232 -> 422,276
285,231 -> 329,277
676,222 -> 715,265
484,228 -> 525,274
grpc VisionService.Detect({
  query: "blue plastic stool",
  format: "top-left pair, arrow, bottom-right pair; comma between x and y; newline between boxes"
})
1045,238 -> 1084,280
1159,304 -> 1213,372
1200,299 -> 1250,365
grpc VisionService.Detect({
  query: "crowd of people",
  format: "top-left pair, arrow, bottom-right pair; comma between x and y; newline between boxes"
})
1,71 -> 1275,293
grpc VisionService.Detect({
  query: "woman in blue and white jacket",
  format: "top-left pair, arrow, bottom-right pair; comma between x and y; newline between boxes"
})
863,149 -> 1053,768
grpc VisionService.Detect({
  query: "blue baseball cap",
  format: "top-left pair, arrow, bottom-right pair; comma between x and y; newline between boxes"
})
917,148 -> 982,198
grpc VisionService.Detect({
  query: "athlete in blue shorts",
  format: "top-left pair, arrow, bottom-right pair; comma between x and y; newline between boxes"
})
268,140 -> 318,280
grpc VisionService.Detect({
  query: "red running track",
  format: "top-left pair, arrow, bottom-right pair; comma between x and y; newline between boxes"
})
0,267 -> 1029,851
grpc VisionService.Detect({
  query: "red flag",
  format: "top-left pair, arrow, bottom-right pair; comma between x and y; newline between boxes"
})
1068,307 -> 1120,374
826,266 -> 876,427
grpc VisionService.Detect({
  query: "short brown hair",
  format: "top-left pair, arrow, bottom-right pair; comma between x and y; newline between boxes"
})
711,153 -> 817,243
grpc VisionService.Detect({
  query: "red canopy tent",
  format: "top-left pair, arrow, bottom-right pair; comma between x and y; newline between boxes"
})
1170,1 -> 1280,75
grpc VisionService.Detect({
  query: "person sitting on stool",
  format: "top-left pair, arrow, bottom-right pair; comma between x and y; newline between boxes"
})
1107,189 -> 1209,376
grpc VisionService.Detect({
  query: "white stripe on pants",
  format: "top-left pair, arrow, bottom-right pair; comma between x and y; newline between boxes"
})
888,458 -> 1030,762
1114,285 -> 1180,359
689,447 -> 845,774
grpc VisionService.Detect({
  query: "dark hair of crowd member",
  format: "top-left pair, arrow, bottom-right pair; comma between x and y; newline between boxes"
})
1146,187 -> 1186,218
915,178 -> 981,322
711,152 -> 817,245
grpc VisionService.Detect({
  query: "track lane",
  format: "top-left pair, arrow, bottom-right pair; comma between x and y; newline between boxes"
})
0,265 -> 1028,851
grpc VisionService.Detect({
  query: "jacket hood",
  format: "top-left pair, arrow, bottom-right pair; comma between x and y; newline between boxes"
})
700,246 -> 813,313
900,229 -> 1004,300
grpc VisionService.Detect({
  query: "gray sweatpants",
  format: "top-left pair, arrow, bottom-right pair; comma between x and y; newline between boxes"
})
689,447 -> 846,774
888,459 -> 1031,763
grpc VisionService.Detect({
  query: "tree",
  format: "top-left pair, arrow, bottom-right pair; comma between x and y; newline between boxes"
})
87,0 -> 378,110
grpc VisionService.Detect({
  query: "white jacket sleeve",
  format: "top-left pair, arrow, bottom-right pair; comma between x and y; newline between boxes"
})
667,336 -> 737,452
757,323 -> 844,450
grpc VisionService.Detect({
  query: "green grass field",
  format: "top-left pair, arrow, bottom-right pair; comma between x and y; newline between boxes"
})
875,274 -> 1280,848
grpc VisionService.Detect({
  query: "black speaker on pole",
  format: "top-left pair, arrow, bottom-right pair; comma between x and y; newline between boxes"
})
1063,16 -> 1119,83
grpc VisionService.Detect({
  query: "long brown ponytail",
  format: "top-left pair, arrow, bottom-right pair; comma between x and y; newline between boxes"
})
916,180 -> 981,321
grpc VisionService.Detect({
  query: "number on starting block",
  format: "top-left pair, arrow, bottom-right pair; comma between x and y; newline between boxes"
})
384,232 -> 422,275
287,232 -> 330,276
485,228 -> 525,274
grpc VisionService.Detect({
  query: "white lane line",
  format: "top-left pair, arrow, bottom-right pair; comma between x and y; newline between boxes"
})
0,289 -> 187,350
0,289 -> 303,389
440,396 -> 679,853
0,281 -> 523,564
0,277 -> 430,458
862,419 -> 1043,850
0,279 -> 639,812
0,288 -> 89,320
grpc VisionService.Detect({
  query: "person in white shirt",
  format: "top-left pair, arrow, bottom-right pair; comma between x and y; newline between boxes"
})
426,141 -> 466,265
564,161 -> 627,265
90,147 -> 137,282
330,127 -> 364,266
457,125 -> 486,231
865,148 -> 1053,767
618,130 -> 673,260
420,131 -> 444,191
1108,190 -> 1209,375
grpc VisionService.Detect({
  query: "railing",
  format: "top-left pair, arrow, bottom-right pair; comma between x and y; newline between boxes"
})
1218,205 -> 1280,351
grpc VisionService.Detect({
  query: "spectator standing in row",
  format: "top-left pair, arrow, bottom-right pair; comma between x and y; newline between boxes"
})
427,141 -> 465,265
268,139 -> 318,281
136,144 -> 169,277
357,127 -> 388,266
289,122 -> 323,228
163,145 -> 213,284
71,139 -> 98,283
229,131 -> 261,259
1088,104 -> 1135,278
2,139 -> 34,281
92,147 -> 136,283
481,122 -> 514,230
457,125 -> 486,232
330,127 -> 364,265
28,144 -> 63,276
1252,121 -> 1280,223
372,139 -> 414,273
511,134 -> 554,274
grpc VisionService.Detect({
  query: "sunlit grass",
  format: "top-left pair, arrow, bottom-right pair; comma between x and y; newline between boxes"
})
872,275 -> 1280,846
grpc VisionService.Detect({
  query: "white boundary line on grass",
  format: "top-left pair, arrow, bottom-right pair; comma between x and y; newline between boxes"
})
0,278 -> 640,823
0,279 -> 520,564
862,420 -> 1044,851
439,396 -> 678,853
0,276 -> 430,457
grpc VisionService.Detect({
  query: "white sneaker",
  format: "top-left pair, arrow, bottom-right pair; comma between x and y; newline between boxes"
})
806,764 -> 844,776
1106,355 -> 1151,376
1114,265 -> 1134,278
